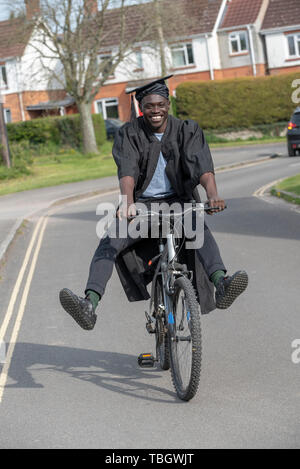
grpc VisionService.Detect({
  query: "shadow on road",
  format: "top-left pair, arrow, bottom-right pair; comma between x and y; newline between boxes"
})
3,342 -> 183,404
206,197 -> 300,241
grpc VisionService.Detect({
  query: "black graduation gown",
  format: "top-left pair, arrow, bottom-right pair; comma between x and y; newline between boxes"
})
112,115 -> 214,201
112,115 -> 216,314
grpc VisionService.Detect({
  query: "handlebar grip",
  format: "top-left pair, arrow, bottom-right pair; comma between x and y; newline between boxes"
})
204,204 -> 227,211
127,209 -> 141,221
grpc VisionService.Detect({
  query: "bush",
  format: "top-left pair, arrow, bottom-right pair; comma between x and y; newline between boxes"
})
10,141 -> 34,168
7,112 -> 107,150
92,113 -> 107,148
0,165 -> 32,180
7,117 -> 61,144
0,141 -> 34,180
176,72 -> 300,129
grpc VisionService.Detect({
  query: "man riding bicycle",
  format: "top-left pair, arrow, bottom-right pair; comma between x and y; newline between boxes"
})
59,76 -> 248,330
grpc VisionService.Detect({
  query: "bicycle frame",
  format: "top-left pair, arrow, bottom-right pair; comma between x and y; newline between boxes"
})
149,217 -> 189,343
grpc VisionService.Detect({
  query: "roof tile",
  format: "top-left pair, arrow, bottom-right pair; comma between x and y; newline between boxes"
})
100,0 -> 224,48
262,0 -> 300,30
0,17 -> 33,59
220,0 -> 264,28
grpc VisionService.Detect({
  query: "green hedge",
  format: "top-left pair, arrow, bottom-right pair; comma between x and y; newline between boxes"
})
7,113 -> 106,149
176,72 -> 300,129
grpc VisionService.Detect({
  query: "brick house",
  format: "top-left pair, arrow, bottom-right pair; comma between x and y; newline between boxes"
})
92,0 -> 227,122
260,0 -> 300,75
216,0 -> 269,78
0,0 -> 74,123
0,0 -> 299,124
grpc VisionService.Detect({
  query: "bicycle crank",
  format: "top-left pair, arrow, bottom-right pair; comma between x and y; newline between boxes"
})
145,311 -> 155,334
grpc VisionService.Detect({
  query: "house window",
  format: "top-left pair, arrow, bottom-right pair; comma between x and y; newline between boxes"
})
4,108 -> 12,123
287,34 -> 300,57
171,43 -> 194,67
95,98 -> 119,119
98,54 -> 114,77
135,51 -> 143,69
0,65 -> 8,88
229,31 -> 248,54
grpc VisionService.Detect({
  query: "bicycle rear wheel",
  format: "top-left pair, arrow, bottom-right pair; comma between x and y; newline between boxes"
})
169,276 -> 201,401
154,278 -> 170,370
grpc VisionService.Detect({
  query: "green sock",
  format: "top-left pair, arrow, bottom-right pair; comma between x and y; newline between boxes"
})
210,270 -> 225,287
86,290 -> 101,310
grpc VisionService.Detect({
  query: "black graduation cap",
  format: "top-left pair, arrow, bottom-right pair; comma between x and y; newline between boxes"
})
126,74 -> 173,103
126,75 -> 173,123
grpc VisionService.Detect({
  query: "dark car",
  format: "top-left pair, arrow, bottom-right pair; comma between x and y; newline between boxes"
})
287,107 -> 300,157
105,118 -> 124,139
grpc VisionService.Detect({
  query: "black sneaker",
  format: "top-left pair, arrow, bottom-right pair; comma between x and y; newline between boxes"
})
59,288 -> 97,330
215,271 -> 248,309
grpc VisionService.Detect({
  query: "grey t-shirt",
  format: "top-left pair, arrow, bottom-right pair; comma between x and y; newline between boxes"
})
141,133 -> 175,198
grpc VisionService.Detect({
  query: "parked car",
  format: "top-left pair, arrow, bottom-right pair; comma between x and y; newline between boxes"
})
105,118 -> 124,139
287,107 -> 300,156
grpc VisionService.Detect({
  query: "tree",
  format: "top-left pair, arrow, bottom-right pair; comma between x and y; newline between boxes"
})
4,0 -> 199,154
150,0 -> 198,114
10,0 -> 155,153
0,94 -> 11,168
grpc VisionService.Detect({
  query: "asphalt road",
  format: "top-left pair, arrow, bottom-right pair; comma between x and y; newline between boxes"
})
0,149 -> 299,449
211,141 -> 287,168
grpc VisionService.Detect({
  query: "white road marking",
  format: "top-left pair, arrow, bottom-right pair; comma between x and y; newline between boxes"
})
0,187 -> 120,404
253,178 -> 300,214
0,216 -> 48,402
253,178 -> 285,198
0,217 -> 43,345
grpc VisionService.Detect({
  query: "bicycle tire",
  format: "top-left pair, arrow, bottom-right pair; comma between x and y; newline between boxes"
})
154,278 -> 170,371
169,276 -> 201,401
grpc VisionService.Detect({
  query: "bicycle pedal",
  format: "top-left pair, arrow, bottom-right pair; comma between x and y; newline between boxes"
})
138,353 -> 155,367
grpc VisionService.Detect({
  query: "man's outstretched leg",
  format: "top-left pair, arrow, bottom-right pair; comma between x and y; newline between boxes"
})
196,222 -> 248,309
59,220 -> 134,330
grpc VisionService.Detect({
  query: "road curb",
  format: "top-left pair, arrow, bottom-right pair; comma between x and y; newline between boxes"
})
0,218 -> 24,264
0,154 -> 280,264
271,188 -> 300,199
215,153 -> 280,173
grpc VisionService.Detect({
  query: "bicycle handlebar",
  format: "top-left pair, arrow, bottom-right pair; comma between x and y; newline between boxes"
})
127,203 -> 227,222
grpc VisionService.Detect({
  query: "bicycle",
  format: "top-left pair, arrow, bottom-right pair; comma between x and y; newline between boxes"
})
132,201 -> 221,401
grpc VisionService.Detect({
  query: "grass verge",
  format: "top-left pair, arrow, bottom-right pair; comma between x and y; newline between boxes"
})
270,173 -> 300,205
209,136 -> 285,149
0,142 -> 116,196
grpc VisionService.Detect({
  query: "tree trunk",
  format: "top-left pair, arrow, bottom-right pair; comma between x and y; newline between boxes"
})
154,0 -> 175,115
77,101 -> 98,154
154,0 -> 167,77
0,102 -> 11,168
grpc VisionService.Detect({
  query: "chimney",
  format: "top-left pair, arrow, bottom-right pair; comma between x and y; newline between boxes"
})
84,0 -> 98,16
25,0 -> 40,20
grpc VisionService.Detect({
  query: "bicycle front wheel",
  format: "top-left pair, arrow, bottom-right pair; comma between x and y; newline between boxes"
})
169,276 -> 202,401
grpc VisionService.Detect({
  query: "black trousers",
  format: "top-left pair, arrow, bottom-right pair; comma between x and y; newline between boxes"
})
85,196 -> 226,297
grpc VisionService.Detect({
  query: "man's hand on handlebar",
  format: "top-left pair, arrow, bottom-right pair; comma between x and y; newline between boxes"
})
117,202 -> 137,220
206,196 -> 226,215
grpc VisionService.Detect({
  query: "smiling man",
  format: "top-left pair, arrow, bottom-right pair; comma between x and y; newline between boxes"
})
59,76 -> 248,330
